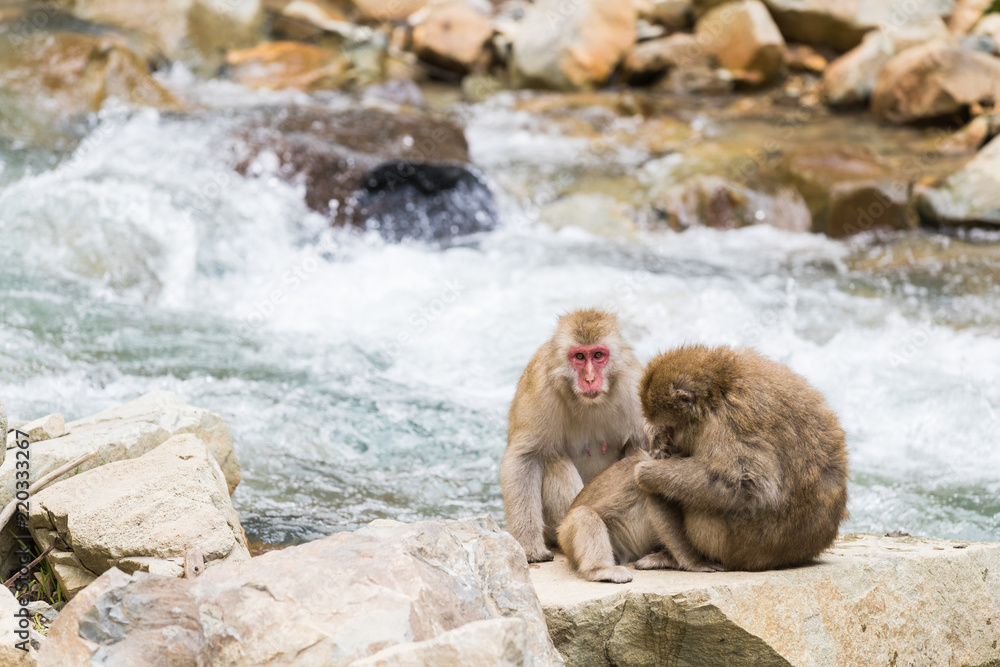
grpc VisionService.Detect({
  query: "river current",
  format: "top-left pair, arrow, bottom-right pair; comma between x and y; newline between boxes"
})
1,79 -> 998,545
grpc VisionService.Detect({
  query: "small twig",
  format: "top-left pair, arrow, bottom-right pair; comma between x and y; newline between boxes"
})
2,542 -> 57,588
0,451 -> 98,528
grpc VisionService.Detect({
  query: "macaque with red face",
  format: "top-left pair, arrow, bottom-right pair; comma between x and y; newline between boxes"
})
500,309 -> 645,563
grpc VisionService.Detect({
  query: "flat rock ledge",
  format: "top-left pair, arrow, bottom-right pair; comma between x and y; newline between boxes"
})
531,534 -> 1000,666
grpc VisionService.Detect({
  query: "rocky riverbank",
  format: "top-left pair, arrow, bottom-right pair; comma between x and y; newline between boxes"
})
1,397 -> 998,665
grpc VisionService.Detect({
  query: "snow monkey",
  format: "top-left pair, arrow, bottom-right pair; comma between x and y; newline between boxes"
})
636,345 -> 849,571
558,425 -> 723,583
501,309 -> 646,563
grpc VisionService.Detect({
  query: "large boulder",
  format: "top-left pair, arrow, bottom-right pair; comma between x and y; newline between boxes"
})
760,0 -> 955,52
512,0 -> 636,90
871,41 -> 1000,123
48,0 -> 264,66
623,33 -> 709,85
411,0 -> 495,74
28,435 -> 250,600
533,534 -> 1000,666
822,18 -> 949,106
777,142 -> 913,236
37,517 -> 563,666
915,133 -> 1000,227
695,0 -> 786,82
231,105 -> 499,242
0,391 -> 240,508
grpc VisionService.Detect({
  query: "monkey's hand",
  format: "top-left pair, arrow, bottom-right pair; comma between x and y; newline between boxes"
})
523,546 -> 554,563
634,459 -> 681,498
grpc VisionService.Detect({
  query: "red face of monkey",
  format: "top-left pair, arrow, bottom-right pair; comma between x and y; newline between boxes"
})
567,345 -> 610,398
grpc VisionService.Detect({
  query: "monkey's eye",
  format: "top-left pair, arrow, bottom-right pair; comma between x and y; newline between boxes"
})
593,351 -> 603,359
575,352 -> 585,360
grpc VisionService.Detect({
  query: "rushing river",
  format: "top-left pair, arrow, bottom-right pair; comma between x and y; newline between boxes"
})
1,79 -> 998,545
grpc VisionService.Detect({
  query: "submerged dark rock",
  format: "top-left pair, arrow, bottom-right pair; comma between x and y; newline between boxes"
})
355,161 -> 499,243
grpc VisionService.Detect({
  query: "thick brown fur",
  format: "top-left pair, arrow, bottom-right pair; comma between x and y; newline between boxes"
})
557,434 -> 722,583
501,309 -> 645,563
636,345 -> 849,572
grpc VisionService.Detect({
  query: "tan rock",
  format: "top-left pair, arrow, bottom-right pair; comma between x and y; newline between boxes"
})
761,0 -> 954,52
623,33 -> 708,84
533,534 -> 1000,666
779,142 -> 912,235
540,193 -> 637,239
871,41 -> 1000,123
29,434 -> 250,600
352,0 -> 427,21
0,585 -> 37,665
949,0 -> 993,33
0,390 -> 241,508
37,518 -> 563,666
273,0 -> 352,40
822,19 -> 949,107
655,175 -> 812,233
0,31 -> 178,120
49,0 -> 264,66
916,133 -> 1000,227
226,41 -> 349,91
412,1 -> 494,73
5,414 -> 67,449
785,43 -> 827,72
696,0 -> 786,82
512,0 -> 636,90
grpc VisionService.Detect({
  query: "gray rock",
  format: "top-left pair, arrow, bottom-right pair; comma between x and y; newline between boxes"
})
28,434 -> 250,600
0,390 -> 240,510
916,133 -> 1000,227
37,517 -> 563,667
533,534 -> 1000,666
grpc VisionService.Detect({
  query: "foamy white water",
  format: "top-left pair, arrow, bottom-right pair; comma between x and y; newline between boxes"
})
1,93 -> 997,544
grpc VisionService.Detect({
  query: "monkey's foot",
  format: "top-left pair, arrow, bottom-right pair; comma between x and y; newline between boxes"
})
680,559 -> 726,573
634,552 -> 679,570
585,566 -> 633,584
524,547 -> 554,563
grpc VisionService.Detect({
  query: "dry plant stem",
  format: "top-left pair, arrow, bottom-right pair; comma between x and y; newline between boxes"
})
0,451 -> 98,528
2,542 -> 57,588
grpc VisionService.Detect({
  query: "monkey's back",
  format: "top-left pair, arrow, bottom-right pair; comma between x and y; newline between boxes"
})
718,349 -> 849,569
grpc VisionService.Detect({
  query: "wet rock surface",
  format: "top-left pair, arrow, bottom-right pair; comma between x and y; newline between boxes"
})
916,133 -> 1000,228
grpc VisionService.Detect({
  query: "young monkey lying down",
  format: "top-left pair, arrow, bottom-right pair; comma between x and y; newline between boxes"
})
556,424 -> 722,584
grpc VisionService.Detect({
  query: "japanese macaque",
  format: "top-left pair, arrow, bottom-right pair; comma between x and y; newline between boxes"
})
635,345 -> 849,571
501,309 -> 646,563
557,425 -> 723,583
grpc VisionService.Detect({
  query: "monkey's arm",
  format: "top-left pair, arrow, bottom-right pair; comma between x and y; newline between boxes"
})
500,445 -> 552,562
634,456 -> 761,515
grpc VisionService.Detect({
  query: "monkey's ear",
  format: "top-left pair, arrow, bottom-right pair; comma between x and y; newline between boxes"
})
673,388 -> 695,406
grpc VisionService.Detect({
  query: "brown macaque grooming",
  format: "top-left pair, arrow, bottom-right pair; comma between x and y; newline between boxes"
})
501,309 -> 645,563
636,345 -> 849,571
557,428 -> 722,583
